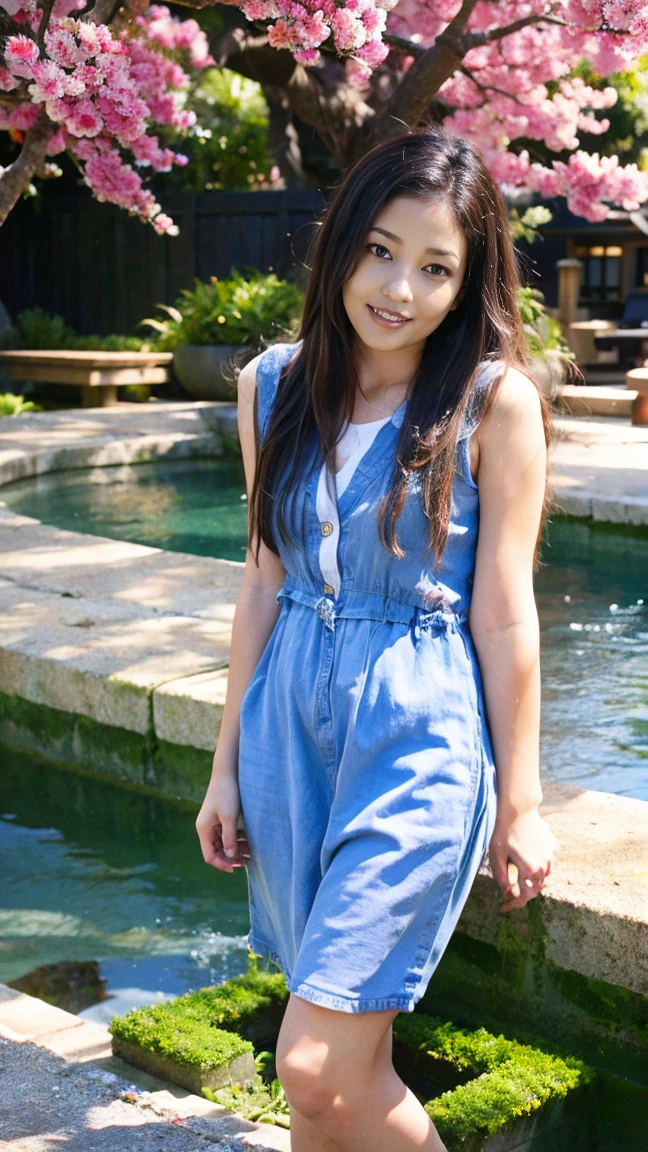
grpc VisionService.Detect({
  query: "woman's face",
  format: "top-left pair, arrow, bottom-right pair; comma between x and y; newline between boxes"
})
342,195 -> 468,359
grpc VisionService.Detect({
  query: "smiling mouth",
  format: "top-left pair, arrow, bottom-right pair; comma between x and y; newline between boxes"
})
368,305 -> 412,323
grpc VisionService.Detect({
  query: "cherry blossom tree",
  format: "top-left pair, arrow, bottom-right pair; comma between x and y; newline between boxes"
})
204,0 -> 648,221
1,1 -> 647,231
0,1 -> 214,231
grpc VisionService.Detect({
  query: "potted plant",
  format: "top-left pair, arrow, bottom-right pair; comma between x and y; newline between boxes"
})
140,268 -> 304,401
518,287 -> 578,401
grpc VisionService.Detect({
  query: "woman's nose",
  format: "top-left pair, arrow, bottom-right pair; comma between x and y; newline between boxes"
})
382,271 -> 414,303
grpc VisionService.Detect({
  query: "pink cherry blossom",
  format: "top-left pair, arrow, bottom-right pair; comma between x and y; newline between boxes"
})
4,34 -> 39,77
28,59 -> 67,101
0,67 -> 19,92
44,26 -> 81,67
64,99 -> 104,137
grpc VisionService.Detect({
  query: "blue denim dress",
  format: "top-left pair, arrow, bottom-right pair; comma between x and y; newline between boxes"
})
237,341 -> 499,1014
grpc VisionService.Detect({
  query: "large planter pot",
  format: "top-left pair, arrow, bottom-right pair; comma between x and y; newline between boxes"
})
173,344 -> 247,401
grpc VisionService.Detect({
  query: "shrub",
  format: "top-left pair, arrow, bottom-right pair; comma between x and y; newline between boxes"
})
161,68 -> 280,193
140,268 -> 304,350
0,393 -> 42,416
3,308 -> 148,352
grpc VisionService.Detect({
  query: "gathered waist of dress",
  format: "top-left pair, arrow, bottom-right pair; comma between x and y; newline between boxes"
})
276,580 -> 469,632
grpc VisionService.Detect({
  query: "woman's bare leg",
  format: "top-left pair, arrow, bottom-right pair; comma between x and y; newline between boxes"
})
276,995 -> 446,1152
286,1024 -> 394,1151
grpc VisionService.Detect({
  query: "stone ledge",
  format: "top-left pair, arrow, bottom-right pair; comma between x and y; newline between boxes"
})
461,782 -> 648,998
153,668 -> 229,752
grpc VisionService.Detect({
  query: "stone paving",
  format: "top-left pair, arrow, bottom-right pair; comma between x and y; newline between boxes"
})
0,986 -> 290,1152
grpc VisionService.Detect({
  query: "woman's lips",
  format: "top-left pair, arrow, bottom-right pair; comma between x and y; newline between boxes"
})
367,304 -> 412,328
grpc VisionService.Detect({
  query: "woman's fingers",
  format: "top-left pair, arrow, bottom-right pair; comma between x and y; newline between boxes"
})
499,858 -> 549,911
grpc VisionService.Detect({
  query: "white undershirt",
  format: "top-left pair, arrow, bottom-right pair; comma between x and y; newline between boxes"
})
315,415 -> 390,597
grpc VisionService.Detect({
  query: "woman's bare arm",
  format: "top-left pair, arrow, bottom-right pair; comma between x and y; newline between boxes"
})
469,366 -> 557,912
196,351 -> 287,871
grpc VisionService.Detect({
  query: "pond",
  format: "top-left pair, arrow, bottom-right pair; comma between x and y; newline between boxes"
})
2,457 -> 646,799
0,746 -> 251,1019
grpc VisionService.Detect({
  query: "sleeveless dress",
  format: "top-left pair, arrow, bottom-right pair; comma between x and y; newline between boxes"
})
237,341 -> 500,1015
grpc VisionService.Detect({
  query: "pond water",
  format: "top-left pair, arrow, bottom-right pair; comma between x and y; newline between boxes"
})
0,747 -> 251,1018
2,457 -> 647,799
1,457 -> 250,562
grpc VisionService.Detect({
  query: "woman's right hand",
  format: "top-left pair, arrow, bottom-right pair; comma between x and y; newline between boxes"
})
196,772 -> 251,873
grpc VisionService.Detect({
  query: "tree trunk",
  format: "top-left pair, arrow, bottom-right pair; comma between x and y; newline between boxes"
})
0,114 -> 55,228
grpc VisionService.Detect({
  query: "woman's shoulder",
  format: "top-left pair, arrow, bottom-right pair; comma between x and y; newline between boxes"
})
462,359 -> 539,436
252,339 -> 302,380
239,340 -> 302,442
479,362 -> 542,428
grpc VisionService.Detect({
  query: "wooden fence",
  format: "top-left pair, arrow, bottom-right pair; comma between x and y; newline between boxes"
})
0,188 -> 325,336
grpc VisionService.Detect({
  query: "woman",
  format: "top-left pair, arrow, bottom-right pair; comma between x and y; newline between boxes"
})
196,127 -> 557,1152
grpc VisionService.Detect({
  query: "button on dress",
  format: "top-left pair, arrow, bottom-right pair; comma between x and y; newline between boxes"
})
237,341 -> 500,1014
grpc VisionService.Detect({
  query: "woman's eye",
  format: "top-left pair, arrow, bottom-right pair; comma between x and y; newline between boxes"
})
425,263 -> 450,277
367,242 -> 390,259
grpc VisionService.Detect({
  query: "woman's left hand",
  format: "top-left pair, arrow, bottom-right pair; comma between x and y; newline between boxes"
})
488,808 -> 558,913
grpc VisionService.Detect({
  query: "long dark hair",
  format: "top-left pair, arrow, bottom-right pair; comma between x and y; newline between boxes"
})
249,127 -> 552,568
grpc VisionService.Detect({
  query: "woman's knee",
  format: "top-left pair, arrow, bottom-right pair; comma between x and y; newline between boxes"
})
275,995 -> 397,1119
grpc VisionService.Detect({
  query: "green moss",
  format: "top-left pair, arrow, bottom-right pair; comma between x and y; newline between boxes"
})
394,1014 -> 592,1147
112,1008 -> 252,1071
0,692 -> 216,803
426,1058 -> 581,1143
422,931 -> 648,1080
0,691 -> 151,786
110,960 -> 592,1148
109,968 -> 289,1072
154,738 -> 214,801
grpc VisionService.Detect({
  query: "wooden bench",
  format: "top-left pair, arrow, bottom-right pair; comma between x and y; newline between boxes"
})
0,350 -> 174,408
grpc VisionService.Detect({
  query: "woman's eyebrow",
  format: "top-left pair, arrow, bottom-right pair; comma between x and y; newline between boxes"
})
370,226 -> 459,262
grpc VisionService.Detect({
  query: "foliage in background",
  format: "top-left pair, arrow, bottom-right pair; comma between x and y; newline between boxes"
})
571,58 -> 648,170
518,287 -> 573,358
160,68 -> 280,193
140,268 -> 303,349
509,206 -> 554,246
0,392 -> 41,415
2,308 -> 148,352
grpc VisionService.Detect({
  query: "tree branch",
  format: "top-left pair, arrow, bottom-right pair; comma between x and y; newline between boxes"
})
464,12 -> 569,48
0,111 -> 54,227
385,0 -> 480,130
82,0 -> 121,26
35,0 -> 55,50
457,64 -> 532,109
383,33 -> 425,59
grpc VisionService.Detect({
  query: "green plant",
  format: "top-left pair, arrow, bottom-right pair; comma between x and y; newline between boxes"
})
509,205 -> 553,245
111,958 -> 594,1149
518,287 -> 573,357
159,68 -> 279,193
140,268 -> 304,350
4,307 -> 149,352
203,1050 -> 291,1127
0,393 -> 42,416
